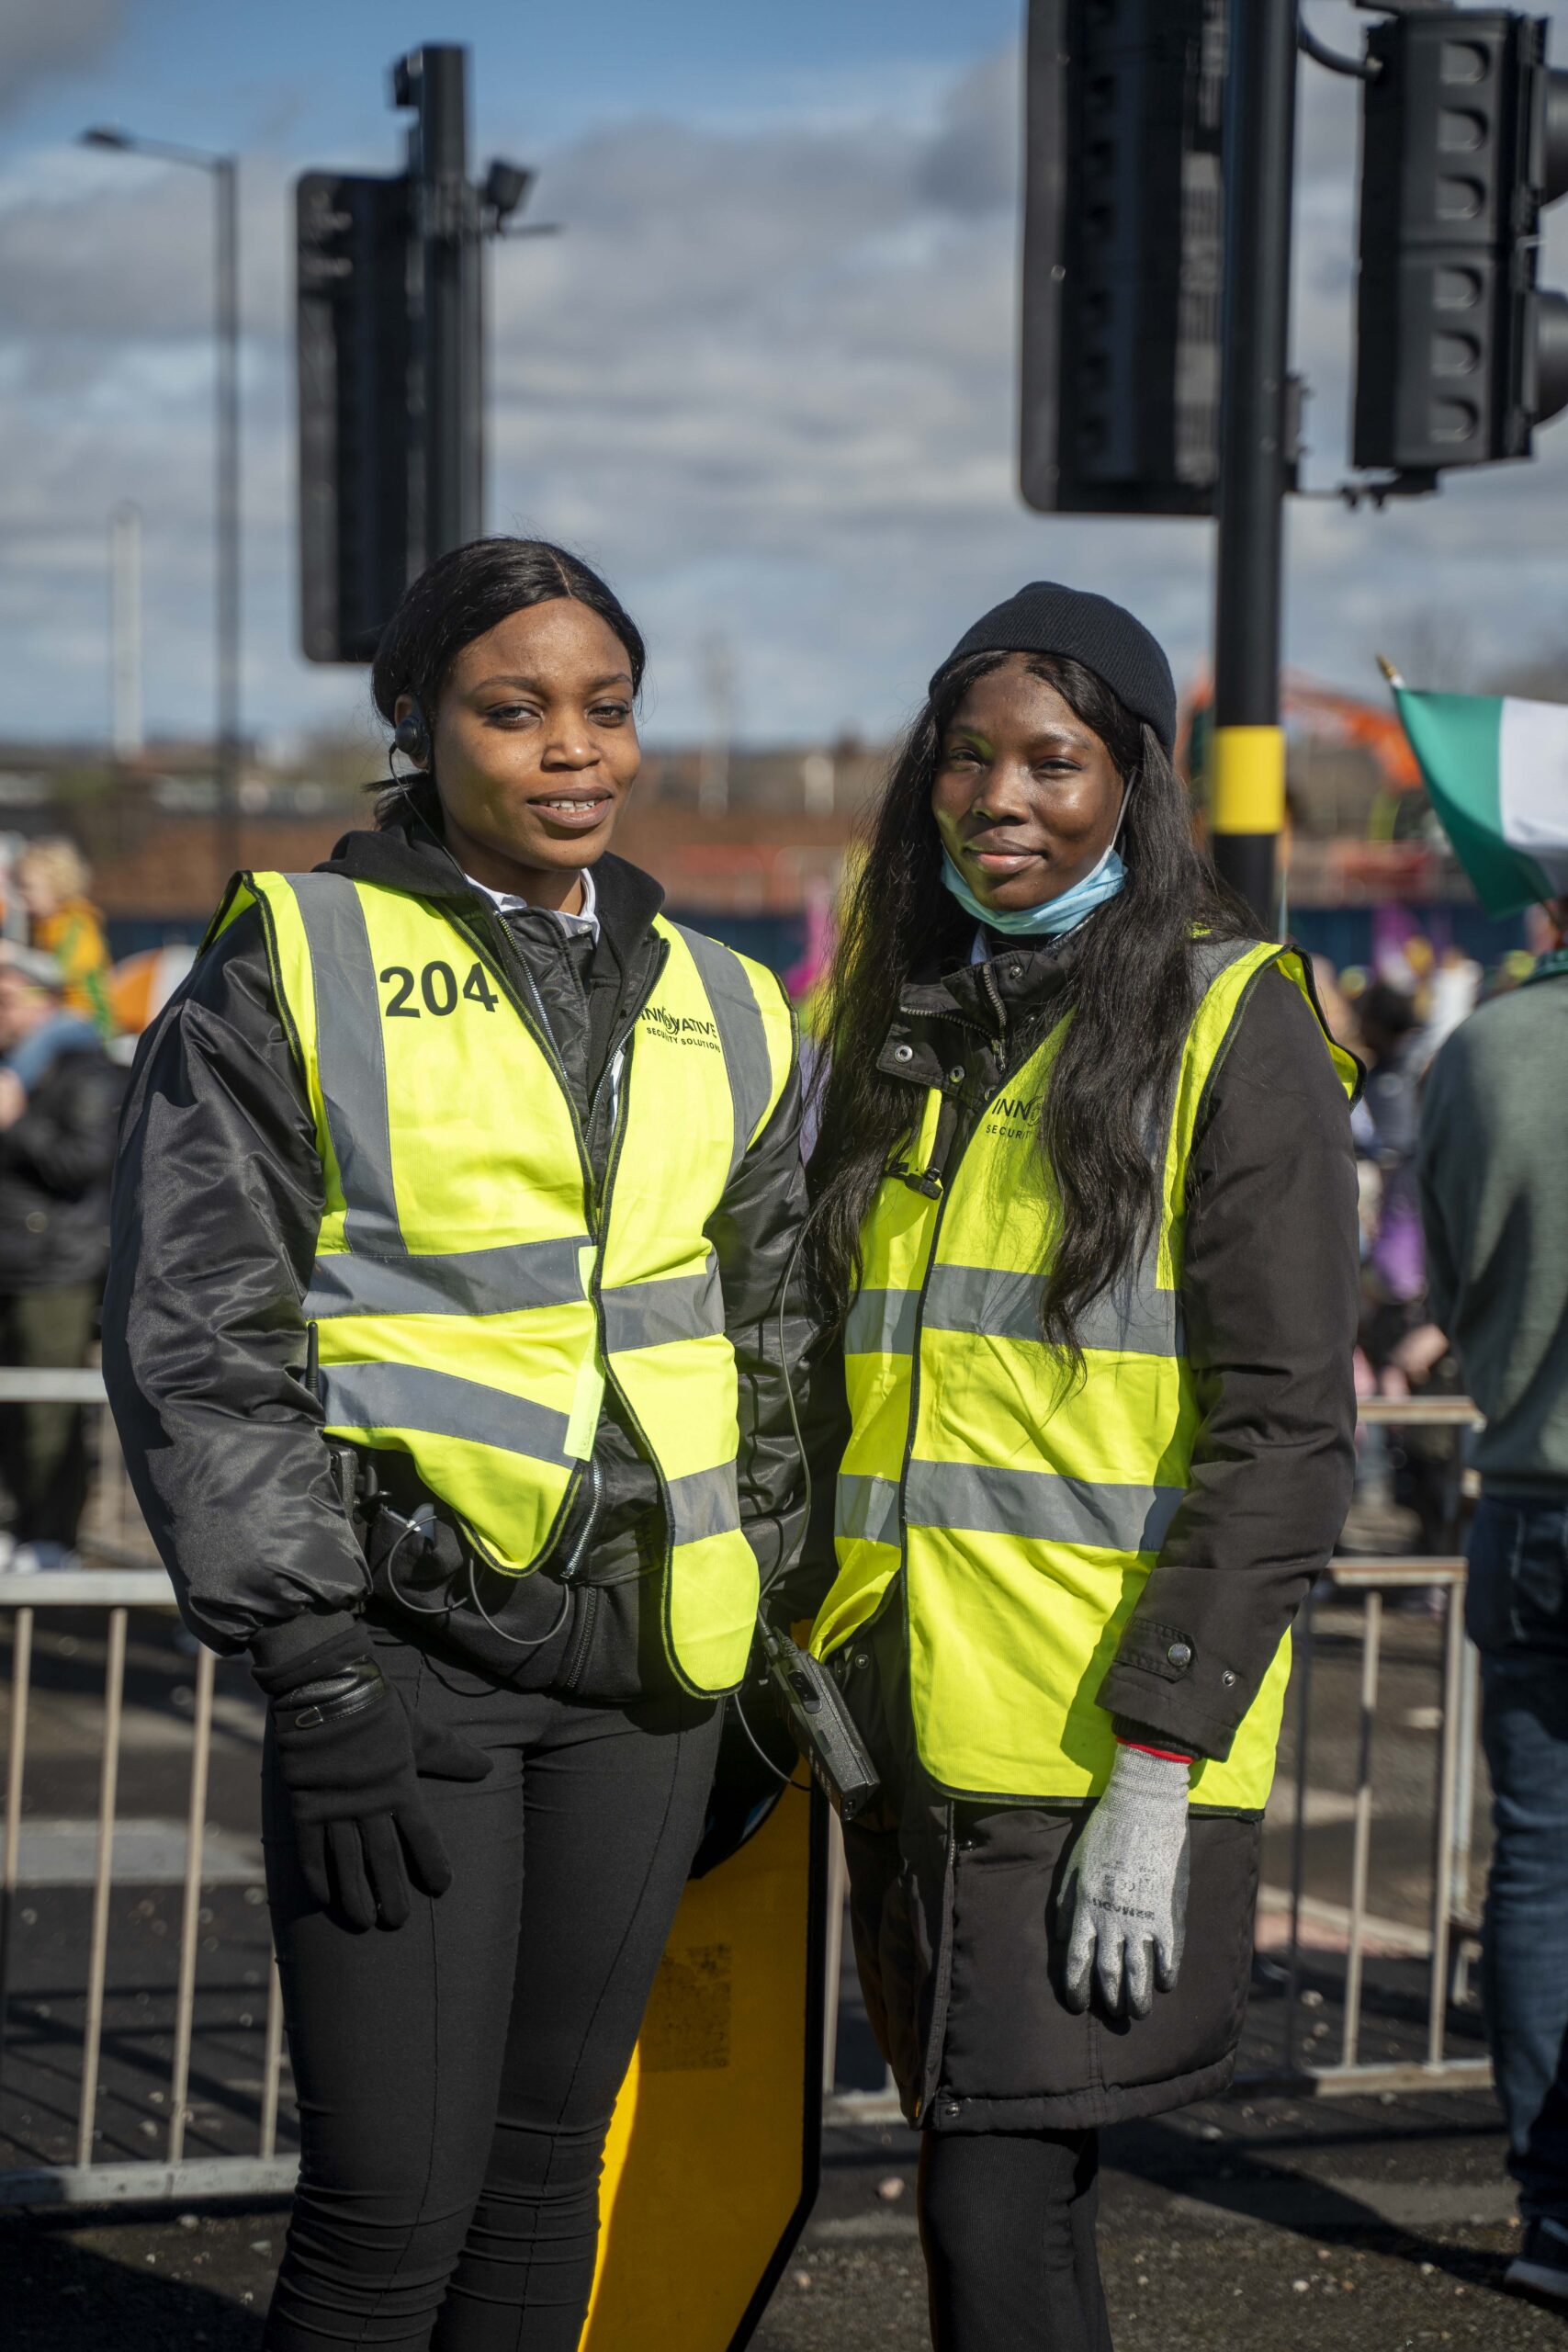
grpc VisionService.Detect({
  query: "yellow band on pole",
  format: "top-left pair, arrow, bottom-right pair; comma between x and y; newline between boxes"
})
1210,724 -> 1286,835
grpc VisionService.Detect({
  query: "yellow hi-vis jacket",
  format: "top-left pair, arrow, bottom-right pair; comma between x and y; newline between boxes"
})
215,870 -> 795,1699
810,939 -> 1359,1809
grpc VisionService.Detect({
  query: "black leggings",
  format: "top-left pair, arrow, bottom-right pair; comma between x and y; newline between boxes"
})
261,1629 -> 721,2350
919,2129 -> 1112,2352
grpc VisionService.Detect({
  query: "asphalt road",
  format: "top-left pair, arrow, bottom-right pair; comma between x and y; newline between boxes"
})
4,2092 -> 1560,2351
2,1592 -> 1545,2349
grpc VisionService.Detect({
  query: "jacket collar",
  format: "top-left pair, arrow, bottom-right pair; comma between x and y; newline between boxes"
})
874,919 -> 1092,1107
902,922 -> 1085,1025
315,784 -> 666,974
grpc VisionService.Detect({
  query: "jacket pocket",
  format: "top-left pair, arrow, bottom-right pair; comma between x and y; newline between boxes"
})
559,1566 -> 666,1704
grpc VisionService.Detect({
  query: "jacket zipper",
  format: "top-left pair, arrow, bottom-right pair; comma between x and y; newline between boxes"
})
891,1033 -> 1010,1776
444,910 -> 665,1566
918,1805 -> 961,2126
577,1005 -> 701,1692
976,957 -> 1009,1046
442,908 -> 702,1676
560,1583 -> 601,1689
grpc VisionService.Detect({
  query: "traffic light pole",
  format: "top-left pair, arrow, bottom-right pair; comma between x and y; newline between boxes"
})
1211,0 -> 1297,931
400,46 -> 484,564
215,153 -> 243,892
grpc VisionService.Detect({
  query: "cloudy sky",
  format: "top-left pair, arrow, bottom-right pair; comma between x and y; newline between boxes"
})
3,0 -> 1568,752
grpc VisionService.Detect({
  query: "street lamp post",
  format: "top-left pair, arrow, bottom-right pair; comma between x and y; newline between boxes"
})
82,130 -> 242,896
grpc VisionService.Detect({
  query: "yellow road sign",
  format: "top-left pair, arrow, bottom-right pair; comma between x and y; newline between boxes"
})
581,1771 -> 826,2350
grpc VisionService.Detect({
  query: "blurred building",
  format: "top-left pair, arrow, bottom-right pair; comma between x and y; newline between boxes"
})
0,701 -> 1530,982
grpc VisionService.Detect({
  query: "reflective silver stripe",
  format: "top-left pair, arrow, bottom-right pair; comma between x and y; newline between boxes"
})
666,1461 -> 742,1546
836,1473 -> 902,1551
321,1363 -> 573,1464
305,1237 -> 590,1321
1075,1273 -> 1182,1357
924,1265 -> 1042,1345
671,925 -> 776,1178
904,1460 -> 1182,1554
846,1268 -> 1179,1360
601,1261 -> 723,1353
844,1288 -> 920,1357
289,876 -> 404,1257
922,1263 -> 1182,1359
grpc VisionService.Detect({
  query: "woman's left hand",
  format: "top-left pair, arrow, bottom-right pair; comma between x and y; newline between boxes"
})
1056,1745 -> 1191,2019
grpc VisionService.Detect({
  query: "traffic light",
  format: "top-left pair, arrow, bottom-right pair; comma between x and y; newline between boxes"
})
1020,0 -> 1228,516
1353,6 -> 1568,476
297,172 -> 414,664
297,46 -> 533,663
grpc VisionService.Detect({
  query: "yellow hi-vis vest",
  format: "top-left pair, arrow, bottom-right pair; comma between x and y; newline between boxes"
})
810,940 -> 1359,1810
213,870 -> 795,1699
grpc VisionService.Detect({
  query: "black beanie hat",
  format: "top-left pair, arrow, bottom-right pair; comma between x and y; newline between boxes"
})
930,582 -> 1178,755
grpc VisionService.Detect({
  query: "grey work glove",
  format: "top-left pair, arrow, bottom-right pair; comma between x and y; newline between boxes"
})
1057,1743 -> 1191,2020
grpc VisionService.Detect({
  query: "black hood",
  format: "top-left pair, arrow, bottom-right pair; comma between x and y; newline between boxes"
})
315,778 -> 667,969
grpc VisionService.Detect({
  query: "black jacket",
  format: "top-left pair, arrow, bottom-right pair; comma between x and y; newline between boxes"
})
808,922 -> 1362,1765
0,1030 -> 123,1295
824,922 -> 1361,2134
101,801 -> 815,1681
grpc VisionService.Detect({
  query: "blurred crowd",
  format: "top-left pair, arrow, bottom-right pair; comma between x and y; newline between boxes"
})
1315,917 -> 1555,1564
0,836 -> 123,1574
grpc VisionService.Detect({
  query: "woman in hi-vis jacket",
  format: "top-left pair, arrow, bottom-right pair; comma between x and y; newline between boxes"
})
805,582 -> 1360,2350
104,537 -> 815,2352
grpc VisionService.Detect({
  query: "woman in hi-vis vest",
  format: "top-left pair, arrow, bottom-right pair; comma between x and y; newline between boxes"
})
103,538 -> 816,2351
805,584 -> 1360,2350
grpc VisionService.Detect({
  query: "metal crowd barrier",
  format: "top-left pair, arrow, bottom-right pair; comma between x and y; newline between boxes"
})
0,1369 -> 294,2206
1,1377 -> 1494,2198
1256,1394 -> 1490,2098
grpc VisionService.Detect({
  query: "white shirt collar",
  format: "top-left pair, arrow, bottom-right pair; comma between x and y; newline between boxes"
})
463,864 -> 599,940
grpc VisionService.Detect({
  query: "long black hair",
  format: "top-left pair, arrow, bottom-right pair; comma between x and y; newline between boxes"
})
367,537 -> 647,825
807,650 -> 1255,1367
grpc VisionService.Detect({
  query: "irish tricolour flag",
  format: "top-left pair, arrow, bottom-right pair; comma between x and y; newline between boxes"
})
1390,679 -> 1568,917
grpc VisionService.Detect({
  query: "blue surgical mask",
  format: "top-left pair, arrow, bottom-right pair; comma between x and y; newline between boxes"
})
940,791 -> 1130,939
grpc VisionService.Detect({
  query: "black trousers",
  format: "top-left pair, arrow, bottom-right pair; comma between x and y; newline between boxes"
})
261,1626 -> 722,2350
919,2129 -> 1112,2352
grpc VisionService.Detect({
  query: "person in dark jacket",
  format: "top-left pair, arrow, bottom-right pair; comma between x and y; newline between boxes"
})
1417,906 -> 1568,2307
804,585 -> 1360,2350
0,943 -> 123,1571
103,539 -> 814,2352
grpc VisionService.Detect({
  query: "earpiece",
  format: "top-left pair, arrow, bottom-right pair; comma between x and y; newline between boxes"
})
393,703 -> 431,768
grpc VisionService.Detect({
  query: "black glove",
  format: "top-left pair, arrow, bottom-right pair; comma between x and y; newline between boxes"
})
264,1649 -> 492,1931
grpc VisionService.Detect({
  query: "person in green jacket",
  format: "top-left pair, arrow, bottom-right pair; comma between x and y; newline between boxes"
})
1417,904 -> 1568,2308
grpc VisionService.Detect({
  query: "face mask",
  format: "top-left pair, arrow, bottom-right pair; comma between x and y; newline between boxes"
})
940,788 -> 1131,939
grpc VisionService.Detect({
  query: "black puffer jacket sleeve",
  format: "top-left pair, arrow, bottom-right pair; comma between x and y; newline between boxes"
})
1095,967 -> 1360,1761
706,1011 -> 820,1621
101,909 -> 367,1662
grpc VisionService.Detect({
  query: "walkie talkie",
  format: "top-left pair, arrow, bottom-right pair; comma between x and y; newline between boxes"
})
758,1617 -> 881,1822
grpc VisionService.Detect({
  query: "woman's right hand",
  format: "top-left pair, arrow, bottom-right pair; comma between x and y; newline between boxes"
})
267,1655 -> 492,1930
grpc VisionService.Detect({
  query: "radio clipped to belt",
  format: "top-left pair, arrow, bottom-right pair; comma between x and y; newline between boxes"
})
305,1323 -> 595,1652
757,1617 -> 880,1822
